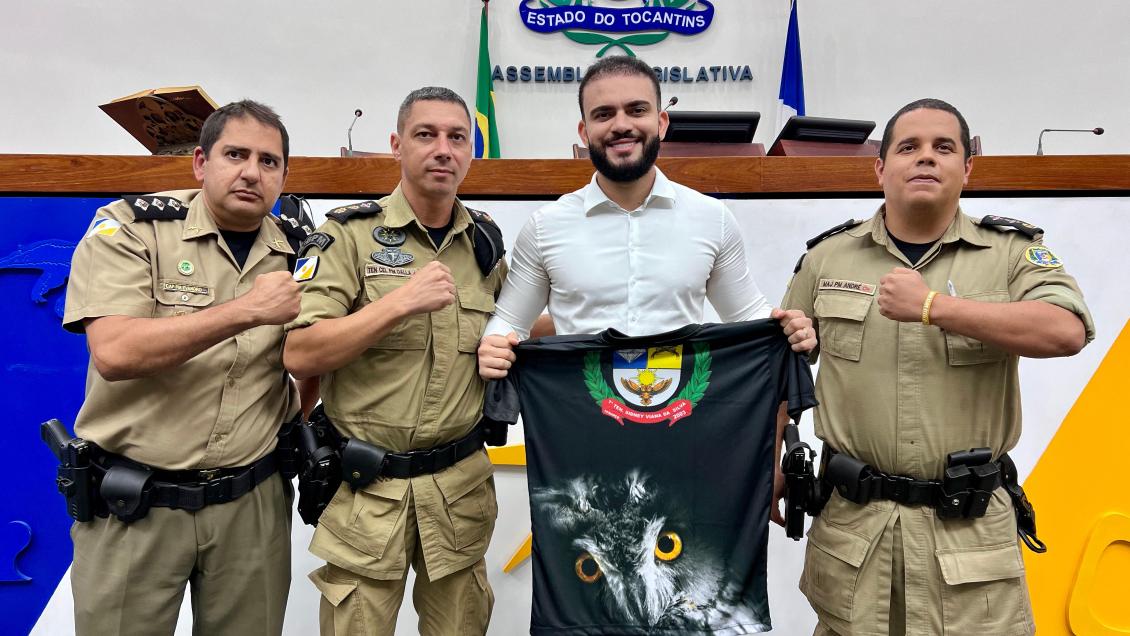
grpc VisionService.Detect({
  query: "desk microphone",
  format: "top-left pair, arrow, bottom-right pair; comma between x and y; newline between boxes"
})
1036,127 -> 1103,155
664,96 -> 678,111
347,109 -> 363,156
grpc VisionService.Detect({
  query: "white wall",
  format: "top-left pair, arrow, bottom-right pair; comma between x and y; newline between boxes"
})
1,1 -> 1125,158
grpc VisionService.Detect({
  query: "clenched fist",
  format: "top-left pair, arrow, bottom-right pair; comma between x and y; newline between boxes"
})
238,270 -> 301,325
478,332 -> 519,380
771,307 -> 818,352
389,261 -> 456,316
878,267 -> 931,322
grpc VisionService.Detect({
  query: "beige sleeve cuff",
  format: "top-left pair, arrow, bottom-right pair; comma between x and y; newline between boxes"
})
62,302 -> 156,334
286,293 -> 349,332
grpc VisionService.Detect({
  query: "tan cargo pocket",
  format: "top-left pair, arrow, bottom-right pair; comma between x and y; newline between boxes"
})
945,290 -> 1009,365
309,564 -> 359,607
154,279 -> 214,317
814,292 -> 872,361
319,479 -> 408,560
435,454 -> 497,551
457,286 -> 495,353
364,277 -> 427,350
800,519 -> 872,621
938,542 -> 1031,634
309,564 -> 368,633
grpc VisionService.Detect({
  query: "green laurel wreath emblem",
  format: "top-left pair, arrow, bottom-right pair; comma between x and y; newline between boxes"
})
583,342 -> 711,408
539,0 -> 699,57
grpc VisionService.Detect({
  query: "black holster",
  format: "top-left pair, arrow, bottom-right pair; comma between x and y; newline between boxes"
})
781,423 -> 826,540
41,419 -> 100,522
275,414 -> 304,480
296,411 -> 343,527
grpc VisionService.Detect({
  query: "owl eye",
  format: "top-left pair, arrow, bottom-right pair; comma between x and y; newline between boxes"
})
654,531 -> 683,561
575,552 -> 603,583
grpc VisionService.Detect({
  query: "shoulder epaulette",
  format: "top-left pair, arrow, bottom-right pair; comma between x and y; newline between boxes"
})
326,200 -> 382,224
468,207 -> 505,277
122,195 -> 188,221
978,215 -> 1043,240
806,219 -> 862,250
276,195 -> 314,244
794,218 -> 863,274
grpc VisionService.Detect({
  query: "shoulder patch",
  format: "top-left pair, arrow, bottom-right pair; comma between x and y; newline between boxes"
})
978,215 -> 1043,240
299,231 -> 335,255
1024,245 -> 1063,269
795,218 -> 863,273
326,200 -> 382,224
123,195 -> 188,221
806,219 -> 863,250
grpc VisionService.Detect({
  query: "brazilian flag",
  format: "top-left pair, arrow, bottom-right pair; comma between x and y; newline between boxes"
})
474,0 -> 500,158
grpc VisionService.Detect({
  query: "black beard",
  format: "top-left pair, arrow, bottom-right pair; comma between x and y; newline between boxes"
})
589,134 -> 661,183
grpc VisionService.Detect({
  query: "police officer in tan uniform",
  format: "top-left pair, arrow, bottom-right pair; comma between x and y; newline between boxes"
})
284,87 -> 506,636
62,100 -> 302,636
779,99 -> 1094,636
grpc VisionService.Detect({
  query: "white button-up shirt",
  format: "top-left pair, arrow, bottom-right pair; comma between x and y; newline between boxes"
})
485,169 -> 771,339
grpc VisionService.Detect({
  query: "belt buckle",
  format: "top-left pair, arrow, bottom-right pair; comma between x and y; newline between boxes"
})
205,474 -> 234,503
198,468 -> 222,482
884,474 -> 912,502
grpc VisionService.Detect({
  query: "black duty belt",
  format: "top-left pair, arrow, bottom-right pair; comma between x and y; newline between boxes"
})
93,448 -> 279,521
337,424 -> 486,490
822,446 -> 1003,518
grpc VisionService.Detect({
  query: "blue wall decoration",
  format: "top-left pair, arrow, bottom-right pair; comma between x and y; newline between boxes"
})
0,197 -> 112,635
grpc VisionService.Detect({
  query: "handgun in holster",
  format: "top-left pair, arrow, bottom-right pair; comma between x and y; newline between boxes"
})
41,419 -> 97,522
782,422 -> 825,540
295,416 -> 343,527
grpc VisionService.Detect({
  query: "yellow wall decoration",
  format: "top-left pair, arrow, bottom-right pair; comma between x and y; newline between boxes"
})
1024,319 -> 1130,635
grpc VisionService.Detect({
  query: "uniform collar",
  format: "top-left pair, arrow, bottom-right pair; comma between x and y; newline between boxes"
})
182,190 -> 294,255
858,204 -> 991,249
383,184 -> 472,236
583,167 -> 677,215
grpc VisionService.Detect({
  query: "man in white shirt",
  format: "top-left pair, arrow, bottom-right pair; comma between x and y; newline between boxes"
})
478,55 -> 816,378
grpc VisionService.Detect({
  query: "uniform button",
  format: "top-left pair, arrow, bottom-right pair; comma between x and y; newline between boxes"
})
181,294 -> 190,302
226,378 -> 235,387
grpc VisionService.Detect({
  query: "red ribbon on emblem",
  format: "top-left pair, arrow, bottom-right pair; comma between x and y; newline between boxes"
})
600,398 -> 694,427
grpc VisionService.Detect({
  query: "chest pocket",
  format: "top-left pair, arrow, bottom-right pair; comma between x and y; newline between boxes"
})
814,291 -> 873,361
945,290 -> 1010,366
457,286 -> 495,354
364,277 -> 427,350
154,279 -> 215,317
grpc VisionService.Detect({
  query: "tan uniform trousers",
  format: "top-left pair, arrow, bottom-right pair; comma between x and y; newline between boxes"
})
310,491 -> 494,636
71,474 -> 291,636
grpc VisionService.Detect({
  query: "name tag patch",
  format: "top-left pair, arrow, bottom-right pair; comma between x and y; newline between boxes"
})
365,263 -> 414,278
818,279 -> 876,295
160,281 -> 210,296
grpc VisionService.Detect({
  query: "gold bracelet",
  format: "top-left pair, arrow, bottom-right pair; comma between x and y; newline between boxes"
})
922,291 -> 939,326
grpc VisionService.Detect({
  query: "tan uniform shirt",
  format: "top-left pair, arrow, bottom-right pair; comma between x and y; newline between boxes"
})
782,207 -> 1093,635
63,190 -> 299,470
288,186 -> 507,581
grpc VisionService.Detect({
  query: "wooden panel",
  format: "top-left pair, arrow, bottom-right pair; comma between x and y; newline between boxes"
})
0,154 -> 1126,198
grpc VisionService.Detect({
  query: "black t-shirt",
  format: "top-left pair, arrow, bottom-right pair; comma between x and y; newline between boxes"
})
424,217 -> 454,250
219,228 -> 260,270
485,320 -> 817,635
888,232 -> 936,266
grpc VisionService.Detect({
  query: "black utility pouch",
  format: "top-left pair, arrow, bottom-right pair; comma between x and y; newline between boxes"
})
100,464 -> 154,523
